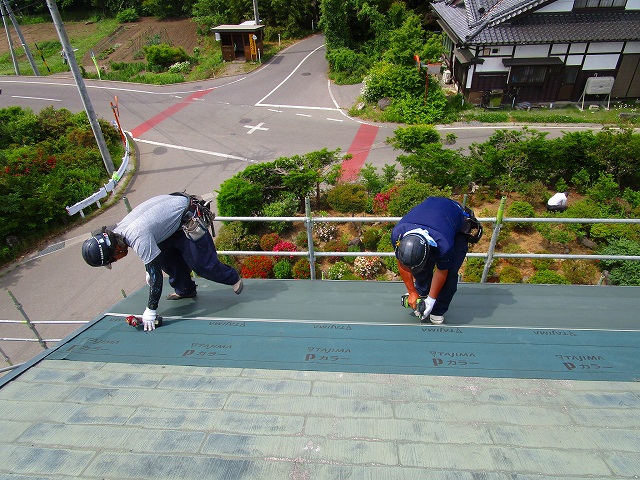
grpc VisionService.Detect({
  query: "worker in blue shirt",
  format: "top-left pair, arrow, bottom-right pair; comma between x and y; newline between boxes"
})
392,197 -> 480,324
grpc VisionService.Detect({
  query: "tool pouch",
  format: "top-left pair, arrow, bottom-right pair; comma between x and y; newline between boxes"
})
460,206 -> 483,244
182,214 -> 208,241
172,192 -> 216,241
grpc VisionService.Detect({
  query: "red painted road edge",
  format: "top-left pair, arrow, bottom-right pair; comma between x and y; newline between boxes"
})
341,123 -> 379,181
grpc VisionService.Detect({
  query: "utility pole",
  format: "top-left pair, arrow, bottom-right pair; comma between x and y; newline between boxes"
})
2,0 -> 40,75
45,0 -> 115,175
0,0 -> 20,75
252,0 -> 260,25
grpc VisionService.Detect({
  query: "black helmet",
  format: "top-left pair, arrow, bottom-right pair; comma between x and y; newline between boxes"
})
395,232 -> 430,273
81,231 -> 116,268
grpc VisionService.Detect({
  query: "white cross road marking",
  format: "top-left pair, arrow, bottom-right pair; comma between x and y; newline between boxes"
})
244,122 -> 269,134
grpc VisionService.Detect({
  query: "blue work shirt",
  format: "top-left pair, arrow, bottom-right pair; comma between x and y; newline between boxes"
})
391,197 -> 466,270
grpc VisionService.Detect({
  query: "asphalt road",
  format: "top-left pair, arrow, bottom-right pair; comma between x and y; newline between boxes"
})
0,34 -> 607,369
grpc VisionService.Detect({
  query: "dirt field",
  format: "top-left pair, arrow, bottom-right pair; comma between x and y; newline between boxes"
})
0,17 -> 201,70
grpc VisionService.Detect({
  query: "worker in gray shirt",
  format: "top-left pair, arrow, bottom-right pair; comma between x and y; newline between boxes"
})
81,193 -> 242,331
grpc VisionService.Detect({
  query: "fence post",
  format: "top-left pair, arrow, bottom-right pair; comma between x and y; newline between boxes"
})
481,196 -> 506,283
7,290 -> 48,350
305,197 -> 316,280
0,345 -> 12,366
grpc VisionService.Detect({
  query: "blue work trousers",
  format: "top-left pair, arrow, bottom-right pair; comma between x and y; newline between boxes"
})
157,229 -> 239,296
413,233 -> 468,316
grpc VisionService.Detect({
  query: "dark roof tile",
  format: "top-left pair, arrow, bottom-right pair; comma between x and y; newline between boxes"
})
432,0 -> 640,45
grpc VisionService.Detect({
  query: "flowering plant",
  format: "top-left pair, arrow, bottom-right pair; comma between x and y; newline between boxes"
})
327,261 -> 353,280
314,221 -> 338,241
372,186 -> 399,215
260,232 -> 282,251
353,256 -> 385,279
273,241 -> 297,261
292,258 -> 312,279
240,255 -> 274,278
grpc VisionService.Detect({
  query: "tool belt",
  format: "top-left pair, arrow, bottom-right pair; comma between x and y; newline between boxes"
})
171,192 -> 216,241
460,205 -> 483,244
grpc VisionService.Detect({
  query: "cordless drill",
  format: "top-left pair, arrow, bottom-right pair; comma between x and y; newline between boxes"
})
401,294 -> 426,317
125,315 -> 163,328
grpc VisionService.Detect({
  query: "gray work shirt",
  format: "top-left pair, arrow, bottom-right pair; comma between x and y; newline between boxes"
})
114,194 -> 188,264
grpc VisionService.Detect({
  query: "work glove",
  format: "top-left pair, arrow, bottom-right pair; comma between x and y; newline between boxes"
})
418,296 -> 437,321
142,307 -> 157,331
146,272 -> 152,286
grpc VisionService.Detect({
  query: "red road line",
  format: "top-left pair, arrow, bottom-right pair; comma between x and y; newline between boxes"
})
341,123 -> 379,181
130,89 -> 213,138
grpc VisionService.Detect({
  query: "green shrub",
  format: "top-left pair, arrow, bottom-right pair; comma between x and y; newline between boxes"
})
586,173 -> 619,203
295,230 -> 310,249
323,237 -> 348,262
519,180 -> 550,207
262,194 -> 299,234
116,8 -> 138,23
362,226 -> 383,251
388,125 -> 441,153
499,266 -> 523,283
599,238 -> 640,286
143,44 -> 189,70
362,62 -> 423,103
531,252 -> 554,271
463,257 -> 493,282
501,243 -> 527,267
292,258 -> 313,279
238,234 -> 260,251
358,163 -> 397,196
387,181 -> 452,217
326,183 -> 368,213
561,259 -> 599,285
535,222 -> 576,247
326,48 -> 370,84
215,222 -> 249,250
327,261 -> 353,280
589,223 -> 639,244
273,259 -> 293,279
506,201 -> 535,231
527,270 -> 569,284
129,72 -> 186,84
377,233 -> 399,274
216,176 -> 263,217
622,188 -> 640,209
571,168 -> 591,193
344,244 -> 361,265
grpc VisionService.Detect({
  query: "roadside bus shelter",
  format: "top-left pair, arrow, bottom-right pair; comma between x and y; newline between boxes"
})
211,22 -> 265,62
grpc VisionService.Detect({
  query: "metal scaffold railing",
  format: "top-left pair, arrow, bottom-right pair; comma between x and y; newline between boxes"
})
2,196 -> 639,369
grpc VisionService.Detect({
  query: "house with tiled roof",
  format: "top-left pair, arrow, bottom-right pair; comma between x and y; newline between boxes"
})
431,0 -> 640,105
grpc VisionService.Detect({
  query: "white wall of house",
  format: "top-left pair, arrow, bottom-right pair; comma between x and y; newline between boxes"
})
475,57 -> 509,72
583,54 -> 620,70
588,42 -> 625,53
624,41 -> 640,53
536,0 -> 573,12
566,55 -> 585,65
627,0 -> 640,9
570,43 -> 587,53
514,44 -> 550,57
551,44 -> 569,54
